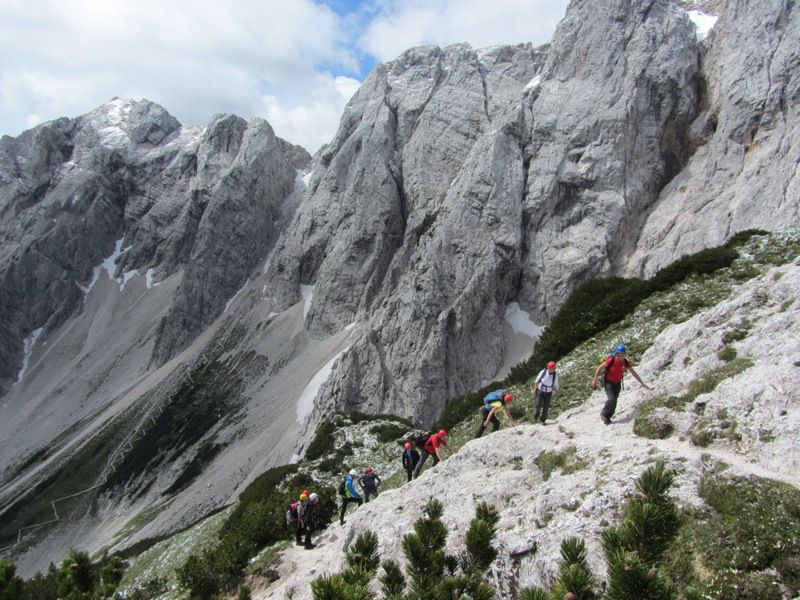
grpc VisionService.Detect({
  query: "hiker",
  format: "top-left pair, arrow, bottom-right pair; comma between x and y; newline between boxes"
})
402,441 -> 420,482
475,390 -> 516,438
591,344 -> 651,424
533,361 -> 560,424
295,493 -> 315,549
413,430 -> 450,477
339,469 -> 363,525
359,466 -> 381,502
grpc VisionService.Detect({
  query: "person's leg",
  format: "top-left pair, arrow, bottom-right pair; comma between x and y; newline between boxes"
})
414,452 -> 429,477
304,527 -> 313,549
490,413 -> 500,432
540,392 -> 552,423
339,499 -> 347,525
295,521 -> 302,544
475,408 -> 489,438
534,390 -> 542,421
601,381 -> 620,422
406,468 -> 413,482
431,453 -> 440,467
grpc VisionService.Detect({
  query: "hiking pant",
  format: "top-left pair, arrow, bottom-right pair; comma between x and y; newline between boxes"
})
363,488 -> 378,503
339,497 -> 362,524
534,390 -> 553,423
601,380 -> 622,420
296,523 -> 312,548
413,450 -> 439,477
405,467 -> 415,482
475,407 -> 500,438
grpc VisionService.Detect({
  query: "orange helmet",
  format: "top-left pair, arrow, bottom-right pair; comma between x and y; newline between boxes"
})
547,361 -> 556,370
404,442 -> 412,450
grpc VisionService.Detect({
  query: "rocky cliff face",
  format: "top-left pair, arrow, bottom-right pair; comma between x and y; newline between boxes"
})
264,0 -> 712,425
627,0 -> 800,275
0,99 -> 309,395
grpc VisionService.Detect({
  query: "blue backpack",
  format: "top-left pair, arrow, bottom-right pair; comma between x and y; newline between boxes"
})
483,389 -> 506,410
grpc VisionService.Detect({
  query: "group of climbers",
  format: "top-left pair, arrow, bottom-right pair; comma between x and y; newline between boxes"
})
302,344 -> 650,547
286,489 -> 320,550
338,465 -> 383,524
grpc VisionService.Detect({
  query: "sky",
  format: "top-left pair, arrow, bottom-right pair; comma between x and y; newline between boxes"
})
0,0 -> 569,153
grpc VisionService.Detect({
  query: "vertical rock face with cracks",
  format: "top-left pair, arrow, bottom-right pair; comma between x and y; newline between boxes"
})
0,99 -> 309,396
267,0 -> 703,424
626,0 -> 800,275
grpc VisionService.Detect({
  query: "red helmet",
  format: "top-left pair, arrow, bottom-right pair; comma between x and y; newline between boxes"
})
365,466 -> 373,473
503,393 -> 513,403
302,489 -> 310,496
547,361 -> 557,370
404,442 -> 411,450
437,429 -> 447,438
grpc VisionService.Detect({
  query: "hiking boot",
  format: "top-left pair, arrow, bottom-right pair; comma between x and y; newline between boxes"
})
601,416 -> 611,425
304,544 -> 316,550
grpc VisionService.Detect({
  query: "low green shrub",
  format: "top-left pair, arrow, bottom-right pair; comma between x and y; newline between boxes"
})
369,423 -> 408,444
304,421 -> 336,461
633,413 -> 674,439
662,473 -> 800,598
716,346 -> 737,362
534,447 -> 589,481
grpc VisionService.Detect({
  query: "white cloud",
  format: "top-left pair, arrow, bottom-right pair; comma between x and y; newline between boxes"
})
0,0 -> 360,152
360,0 -> 570,62
0,0 -> 570,153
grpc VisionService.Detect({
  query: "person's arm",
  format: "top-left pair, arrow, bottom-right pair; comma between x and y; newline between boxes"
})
591,361 -> 607,389
627,366 -> 652,390
483,405 -> 500,426
376,474 -> 382,486
347,478 -> 360,498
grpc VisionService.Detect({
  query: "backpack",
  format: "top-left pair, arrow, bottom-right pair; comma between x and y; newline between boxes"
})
603,356 -> 627,386
413,432 -> 430,450
285,502 -> 298,526
338,479 -> 346,497
537,370 -> 557,392
483,389 -> 505,410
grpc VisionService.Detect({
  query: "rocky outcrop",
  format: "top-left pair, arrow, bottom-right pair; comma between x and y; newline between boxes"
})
265,0 -> 704,425
256,257 -> 800,599
0,98 -> 310,394
626,0 -> 800,275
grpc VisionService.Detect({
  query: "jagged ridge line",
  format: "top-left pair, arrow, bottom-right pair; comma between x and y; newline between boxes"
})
0,364 -> 191,556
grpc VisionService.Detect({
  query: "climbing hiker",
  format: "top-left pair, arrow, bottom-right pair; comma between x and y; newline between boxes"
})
295,492 -> 315,549
402,441 -> 420,482
413,430 -> 450,477
297,492 -> 319,550
339,469 -> 363,525
359,466 -> 381,502
533,361 -> 560,424
475,390 -> 516,438
591,343 -> 651,424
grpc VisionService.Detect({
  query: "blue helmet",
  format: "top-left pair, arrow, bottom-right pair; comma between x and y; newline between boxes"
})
615,344 -> 627,354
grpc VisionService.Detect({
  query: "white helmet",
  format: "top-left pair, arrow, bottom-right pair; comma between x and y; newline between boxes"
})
349,469 -> 358,476
309,492 -> 319,502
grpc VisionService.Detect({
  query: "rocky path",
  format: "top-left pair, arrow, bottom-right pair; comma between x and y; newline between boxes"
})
560,387 -> 800,489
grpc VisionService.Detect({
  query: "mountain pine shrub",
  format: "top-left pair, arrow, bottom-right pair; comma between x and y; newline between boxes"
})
551,537 -> 596,600
0,560 -> 23,600
601,462 -> 679,599
310,500 -> 500,600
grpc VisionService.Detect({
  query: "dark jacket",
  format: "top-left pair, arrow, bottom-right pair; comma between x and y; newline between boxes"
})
402,448 -> 420,469
359,472 -> 381,491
